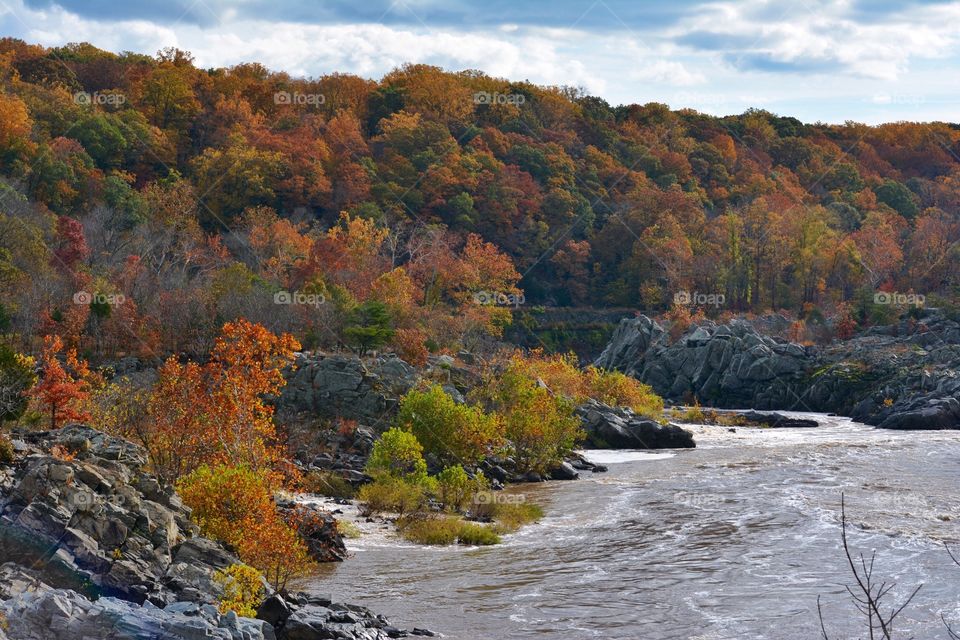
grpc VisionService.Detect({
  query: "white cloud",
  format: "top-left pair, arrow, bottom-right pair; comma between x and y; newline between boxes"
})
672,0 -> 960,80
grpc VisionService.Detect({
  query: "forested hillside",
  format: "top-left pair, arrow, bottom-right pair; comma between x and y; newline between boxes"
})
2,39 -> 959,360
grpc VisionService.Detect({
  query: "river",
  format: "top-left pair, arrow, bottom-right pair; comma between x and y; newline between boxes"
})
307,414 -> 960,639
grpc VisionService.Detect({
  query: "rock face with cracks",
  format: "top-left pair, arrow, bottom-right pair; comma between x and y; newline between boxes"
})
0,425 -> 434,640
595,311 -> 960,430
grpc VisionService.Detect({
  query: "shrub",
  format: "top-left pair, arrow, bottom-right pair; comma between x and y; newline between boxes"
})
391,327 -> 429,366
343,300 -> 395,356
0,345 -> 36,424
27,335 -> 91,429
455,521 -> 500,545
145,320 -> 300,485
398,516 -> 500,546
365,427 -> 429,482
177,464 -> 314,592
395,385 -> 504,466
336,520 -> 362,539
435,465 -> 487,513
357,475 -> 430,517
680,400 -> 706,423
0,434 -> 14,464
214,564 -> 265,617
488,502 -> 544,534
398,515 -> 459,545
498,350 -> 665,418
583,367 -> 663,418
481,361 -> 583,474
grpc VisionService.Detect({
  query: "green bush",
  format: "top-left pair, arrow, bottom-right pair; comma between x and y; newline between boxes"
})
455,521 -> 500,545
435,465 -> 488,513
396,385 -> 503,466
398,515 -> 500,546
481,363 -> 583,474
343,300 -> 395,357
489,502 -> 544,534
398,516 -> 459,545
365,427 -> 429,483
357,475 -> 431,517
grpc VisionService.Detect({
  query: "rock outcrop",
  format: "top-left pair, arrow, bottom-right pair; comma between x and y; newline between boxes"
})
280,354 -> 420,429
576,400 -> 695,449
1,424 -> 229,606
596,311 -> 960,430
0,426 -> 433,640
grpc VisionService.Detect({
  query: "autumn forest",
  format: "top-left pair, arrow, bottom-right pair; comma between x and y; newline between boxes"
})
0,39 -> 958,365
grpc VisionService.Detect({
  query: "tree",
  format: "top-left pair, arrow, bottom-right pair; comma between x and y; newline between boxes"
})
28,335 -> 91,429
146,320 -> 300,484
343,300 -> 395,356
479,356 -> 583,474
395,385 -> 504,466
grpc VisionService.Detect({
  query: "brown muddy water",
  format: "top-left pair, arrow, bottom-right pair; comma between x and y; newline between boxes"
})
306,414 -> 960,639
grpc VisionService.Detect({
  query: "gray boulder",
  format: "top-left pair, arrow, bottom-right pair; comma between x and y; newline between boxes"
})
0,589 -> 274,640
576,400 -> 695,449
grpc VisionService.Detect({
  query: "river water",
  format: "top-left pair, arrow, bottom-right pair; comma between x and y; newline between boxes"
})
307,414 -> 960,639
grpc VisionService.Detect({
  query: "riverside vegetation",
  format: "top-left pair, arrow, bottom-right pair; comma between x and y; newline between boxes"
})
0,308 -> 667,638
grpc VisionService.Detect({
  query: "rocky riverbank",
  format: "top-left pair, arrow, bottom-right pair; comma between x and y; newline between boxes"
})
278,352 -> 693,488
0,425 -> 436,639
596,310 -> 960,430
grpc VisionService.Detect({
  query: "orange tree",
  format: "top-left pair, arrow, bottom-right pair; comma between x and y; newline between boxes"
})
28,335 -> 92,429
146,319 -> 300,484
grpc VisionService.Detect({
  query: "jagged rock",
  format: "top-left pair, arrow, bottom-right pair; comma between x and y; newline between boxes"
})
596,311 -> 960,430
577,400 -> 695,449
276,502 -> 346,563
0,425 -> 235,607
279,355 -> 419,429
0,589 -> 274,640
0,427 -> 428,640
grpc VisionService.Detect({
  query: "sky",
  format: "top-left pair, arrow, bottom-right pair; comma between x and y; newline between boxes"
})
2,0 -> 959,124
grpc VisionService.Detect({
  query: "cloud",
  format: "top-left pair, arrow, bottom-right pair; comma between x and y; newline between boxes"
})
672,0 -> 960,80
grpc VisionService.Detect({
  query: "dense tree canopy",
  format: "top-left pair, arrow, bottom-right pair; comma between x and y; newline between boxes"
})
2,38 -> 960,359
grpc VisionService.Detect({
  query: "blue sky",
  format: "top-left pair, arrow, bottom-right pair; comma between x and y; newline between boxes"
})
3,0 -> 959,124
